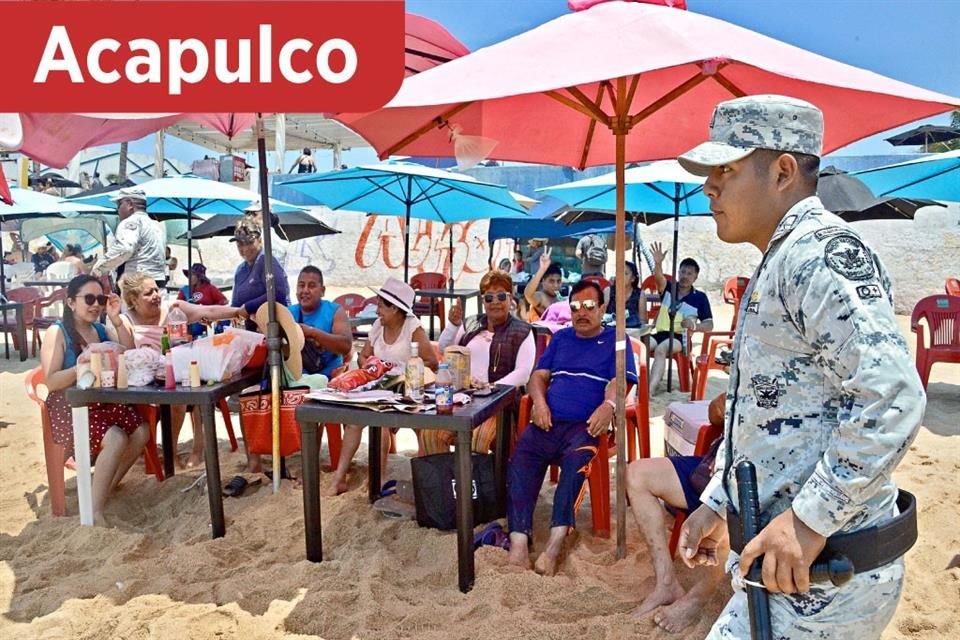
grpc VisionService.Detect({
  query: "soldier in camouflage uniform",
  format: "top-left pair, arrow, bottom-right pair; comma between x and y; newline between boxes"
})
674,95 -> 926,639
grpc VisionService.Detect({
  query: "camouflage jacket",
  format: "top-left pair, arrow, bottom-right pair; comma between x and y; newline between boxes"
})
701,196 -> 925,537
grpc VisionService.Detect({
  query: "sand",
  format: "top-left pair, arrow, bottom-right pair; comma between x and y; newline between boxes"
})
1,299 -> 957,640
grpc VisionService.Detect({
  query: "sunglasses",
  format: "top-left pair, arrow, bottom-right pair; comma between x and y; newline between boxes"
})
483,292 -> 510,303
75,294 -> 108,306
569,299 -> 600,312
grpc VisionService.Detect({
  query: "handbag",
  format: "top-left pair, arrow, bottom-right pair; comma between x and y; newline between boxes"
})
239,365 -> 309,456
297,308 -> 335,375
411,452 -> 503,530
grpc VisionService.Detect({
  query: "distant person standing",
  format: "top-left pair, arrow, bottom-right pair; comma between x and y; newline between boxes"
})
576,233 -> 608,276
90,172 -> 104,188
291,148 -> 317,174
92,188 -> 167,288
164,246 -> 178,283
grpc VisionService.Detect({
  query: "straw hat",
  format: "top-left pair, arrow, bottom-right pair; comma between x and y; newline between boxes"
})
253,303 -> 304,379
369,277 -> 416,317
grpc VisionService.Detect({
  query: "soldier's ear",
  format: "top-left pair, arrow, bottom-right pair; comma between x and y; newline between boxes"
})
775,153 -> 802,191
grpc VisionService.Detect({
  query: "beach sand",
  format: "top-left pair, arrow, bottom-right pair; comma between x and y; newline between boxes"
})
1,300 -> 957,640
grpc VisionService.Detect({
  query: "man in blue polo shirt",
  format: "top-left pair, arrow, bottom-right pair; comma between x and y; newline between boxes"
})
507,280 -> 638,576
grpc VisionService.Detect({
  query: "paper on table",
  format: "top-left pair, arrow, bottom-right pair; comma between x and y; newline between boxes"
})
306,389 -> 401,404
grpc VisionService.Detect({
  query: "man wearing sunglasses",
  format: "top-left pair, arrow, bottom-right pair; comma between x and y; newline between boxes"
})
92,188 -> 167,288
507,280 -> 638,576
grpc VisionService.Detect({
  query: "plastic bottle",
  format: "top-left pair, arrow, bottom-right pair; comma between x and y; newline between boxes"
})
116,353 -> 128,389
435,364 -> 454,415
160,327 -> 170,355
166,305 -> 189,346
405,342 -> 424,402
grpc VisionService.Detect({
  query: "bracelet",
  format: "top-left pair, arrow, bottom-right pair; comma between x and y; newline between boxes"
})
604,398 -> 616,411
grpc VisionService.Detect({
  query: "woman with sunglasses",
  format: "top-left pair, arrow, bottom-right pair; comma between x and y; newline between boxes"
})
40,274 -> 150,526
422,270 -> 536,455
326,277 -> 439,496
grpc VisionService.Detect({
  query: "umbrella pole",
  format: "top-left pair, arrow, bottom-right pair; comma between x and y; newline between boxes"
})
613,86 -> 628,560
186,213 -> 193,299
256,114 -> 282,495
0,233 -> 6,300
403,178 -> 412,283
448,225 -> 454,290
665,188 -> 680,392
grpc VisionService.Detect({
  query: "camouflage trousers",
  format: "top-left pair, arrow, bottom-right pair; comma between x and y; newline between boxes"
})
707,554 -> 904,639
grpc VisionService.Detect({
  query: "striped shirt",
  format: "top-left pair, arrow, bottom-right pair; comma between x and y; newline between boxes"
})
536,325 -> 638,423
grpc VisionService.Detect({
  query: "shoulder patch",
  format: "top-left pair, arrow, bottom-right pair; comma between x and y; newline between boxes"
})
814,226 -> 848,241
823,235 -> 875,281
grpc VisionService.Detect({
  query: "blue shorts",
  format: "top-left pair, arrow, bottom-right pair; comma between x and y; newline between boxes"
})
668,455 -> 705,512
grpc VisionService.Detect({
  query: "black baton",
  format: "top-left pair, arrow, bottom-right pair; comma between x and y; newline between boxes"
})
735,461 -> 773,640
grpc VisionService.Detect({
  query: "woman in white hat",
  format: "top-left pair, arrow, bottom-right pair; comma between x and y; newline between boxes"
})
326,277 -> 439,495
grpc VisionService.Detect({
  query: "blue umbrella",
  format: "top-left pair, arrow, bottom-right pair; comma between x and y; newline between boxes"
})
71,175 -> 304,295
279,161 -> 527,282
851,150 -> 960,201
539,161 -> 711,391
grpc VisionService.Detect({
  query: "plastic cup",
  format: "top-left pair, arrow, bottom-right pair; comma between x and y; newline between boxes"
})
101,369 -> 116,389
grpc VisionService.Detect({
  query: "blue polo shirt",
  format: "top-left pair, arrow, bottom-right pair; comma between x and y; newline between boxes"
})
289,300 -> 343,377
536,325 -> 638,423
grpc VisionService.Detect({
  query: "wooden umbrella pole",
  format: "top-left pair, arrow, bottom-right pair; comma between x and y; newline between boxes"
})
613,76 -> 629,560
255,114 -> 282,494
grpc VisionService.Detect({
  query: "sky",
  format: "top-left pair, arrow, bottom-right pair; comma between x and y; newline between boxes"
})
131,0 -> 960,170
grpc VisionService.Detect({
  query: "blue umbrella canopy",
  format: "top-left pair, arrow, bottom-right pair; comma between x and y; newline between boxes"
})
851,150 -> 960,202
279,161 -> 528,281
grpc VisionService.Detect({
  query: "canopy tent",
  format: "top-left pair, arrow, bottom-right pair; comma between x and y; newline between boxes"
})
333,0 -> 960,563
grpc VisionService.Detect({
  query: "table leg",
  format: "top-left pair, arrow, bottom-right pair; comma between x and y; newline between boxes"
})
71,404 -> 94,526
201,401 -> 226,538
494,406 -> 509,515
368,426 -> 382,504
16,306 -> 27,362
160,405 -> 175,478
301,422 -> 323,562
454,429 -> 475,593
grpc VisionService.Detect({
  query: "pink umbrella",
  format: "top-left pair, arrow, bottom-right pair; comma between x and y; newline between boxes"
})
336,0 -> 960,557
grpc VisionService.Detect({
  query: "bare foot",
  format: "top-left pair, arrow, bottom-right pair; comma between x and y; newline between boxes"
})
244,459 -> 263,474
533,550 -> 560,576
632,581 -> 685,621
93,511 -> 114,528
507,534 -> 531,570
321,479 -> 348,497
654,589 -> 707,633
186,451 -> 203,469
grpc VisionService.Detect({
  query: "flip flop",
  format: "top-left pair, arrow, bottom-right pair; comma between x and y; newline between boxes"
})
473,522 -> 509,551
223,475 -> 248,497
380,479 -> 397,498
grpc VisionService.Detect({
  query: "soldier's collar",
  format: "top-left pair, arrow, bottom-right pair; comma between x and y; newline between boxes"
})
766,196 -> 823,249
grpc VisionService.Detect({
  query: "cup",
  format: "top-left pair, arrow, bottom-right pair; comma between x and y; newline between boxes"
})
77,365 -> 96,390
101,369 -> 117,389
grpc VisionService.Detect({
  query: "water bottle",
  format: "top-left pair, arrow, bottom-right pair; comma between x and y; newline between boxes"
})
435,364 -> 454,415
405,342 -> 424,402
166,305 -> 189,346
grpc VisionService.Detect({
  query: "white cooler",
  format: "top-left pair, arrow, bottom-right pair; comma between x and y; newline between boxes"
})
664,400 -> 711,457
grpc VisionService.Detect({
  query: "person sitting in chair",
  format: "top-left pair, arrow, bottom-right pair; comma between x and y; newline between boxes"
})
507,280 -> 638,576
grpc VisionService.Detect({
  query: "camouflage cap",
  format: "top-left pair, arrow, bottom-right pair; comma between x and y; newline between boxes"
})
678,95 -> 824,177
109,187 -> 147,203
231,216 -> 263,243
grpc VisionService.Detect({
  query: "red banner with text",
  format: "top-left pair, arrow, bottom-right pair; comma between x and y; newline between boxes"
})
3,0 -> 405,112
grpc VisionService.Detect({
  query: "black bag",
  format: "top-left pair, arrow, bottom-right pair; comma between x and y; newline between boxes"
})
297,308 -> 336,375
586,244 -> 607,266
411,453 -> 503,530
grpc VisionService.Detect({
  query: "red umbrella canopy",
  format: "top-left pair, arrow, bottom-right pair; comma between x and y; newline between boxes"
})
405,13 -> 470,76
338,1 -> 960,168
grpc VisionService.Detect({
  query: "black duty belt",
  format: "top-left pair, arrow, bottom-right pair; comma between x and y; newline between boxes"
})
727,490 -> 917,575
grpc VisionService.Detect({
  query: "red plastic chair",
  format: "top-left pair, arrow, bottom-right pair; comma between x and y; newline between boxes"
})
25,366 -> 164,517
2,286 -> 41,357
723,276 -> 750,331
668,421 -> 723,557
690,331 -> 735,401
640,274 -> 672,320
411,272 -> 447,333
31,288 -> 68,357
946,278 -> 960,297
333,293 -> 367,318
911,295 -> 960,389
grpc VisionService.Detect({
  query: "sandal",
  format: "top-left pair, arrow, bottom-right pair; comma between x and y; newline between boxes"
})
380,479 -> 398,498
473,522 -> 510,551
223,475 -> 248,497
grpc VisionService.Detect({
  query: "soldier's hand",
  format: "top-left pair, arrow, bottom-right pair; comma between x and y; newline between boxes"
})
531,399 -> 552,431
738,507 -> 827,594
448,303 -> 463,327
679,504 -> 727,569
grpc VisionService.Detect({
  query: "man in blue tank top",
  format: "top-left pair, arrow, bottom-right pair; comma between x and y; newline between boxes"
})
287,266 -> 353,378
